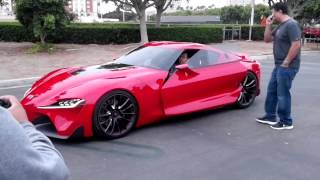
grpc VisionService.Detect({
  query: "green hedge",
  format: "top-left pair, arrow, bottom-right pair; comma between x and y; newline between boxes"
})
53,26 -> 141,44
0,23 -> 35,42
1,22 -> 266,43
0,22 -> 223,44
149,26 -> 223,43
240,25 -> 265,41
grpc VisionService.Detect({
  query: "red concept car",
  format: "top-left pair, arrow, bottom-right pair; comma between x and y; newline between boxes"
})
22,41 -> 261,139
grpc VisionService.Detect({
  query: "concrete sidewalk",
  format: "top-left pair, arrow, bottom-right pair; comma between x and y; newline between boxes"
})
0,41 -> 317,88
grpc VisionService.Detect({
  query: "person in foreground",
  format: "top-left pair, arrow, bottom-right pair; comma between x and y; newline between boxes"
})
256,2 -> 301,130
0,95 -> 70,180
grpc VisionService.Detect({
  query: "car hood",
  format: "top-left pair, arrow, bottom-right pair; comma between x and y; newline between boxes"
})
23,63 -> 166,104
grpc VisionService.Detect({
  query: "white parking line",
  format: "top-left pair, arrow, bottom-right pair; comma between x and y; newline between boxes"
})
0,84 -> 31,90
0,77 -> 40,83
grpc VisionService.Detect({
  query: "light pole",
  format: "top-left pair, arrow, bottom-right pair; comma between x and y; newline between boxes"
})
248,0 -> 255,41
120,9 -> 126,22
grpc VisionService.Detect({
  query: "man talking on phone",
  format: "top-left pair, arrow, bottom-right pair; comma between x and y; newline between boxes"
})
0,95 -> 70,180
256,2 -> 301,130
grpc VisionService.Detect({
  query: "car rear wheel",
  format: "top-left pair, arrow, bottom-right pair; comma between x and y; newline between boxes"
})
93,91 -> 138,139
236,71 -> 258,108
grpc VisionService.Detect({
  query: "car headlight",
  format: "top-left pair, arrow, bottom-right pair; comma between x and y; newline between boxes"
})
38,99 -> 85,109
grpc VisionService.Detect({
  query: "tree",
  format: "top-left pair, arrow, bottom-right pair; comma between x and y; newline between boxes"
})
267,0 -> 306,18
254,4 -> 270,23
153,0 -> 190,27
153,0 -> 174,28
221,5 -> 250,24
299,0 -> 320,23
15,0 -> 69,45
110,0 -> 154,43
102,7 -> 136,21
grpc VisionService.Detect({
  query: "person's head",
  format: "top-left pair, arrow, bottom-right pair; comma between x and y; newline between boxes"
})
272,2 -> 289,22
179,53 -> 188,64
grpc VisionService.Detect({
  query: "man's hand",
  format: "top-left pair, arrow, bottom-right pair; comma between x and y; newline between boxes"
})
281,59 -> 290,68
266,15 -> 274,26
0,95 -> 29,123
264,15 -> 274,43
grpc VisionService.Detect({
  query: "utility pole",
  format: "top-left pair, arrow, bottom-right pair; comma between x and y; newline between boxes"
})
248,0 -> 255,41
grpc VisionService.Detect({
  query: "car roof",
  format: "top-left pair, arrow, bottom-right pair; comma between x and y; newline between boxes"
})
144,41 -> 225,53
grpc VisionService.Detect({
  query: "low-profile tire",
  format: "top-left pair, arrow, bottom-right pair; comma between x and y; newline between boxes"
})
236,71 -> 258,108
93,90 -> 138,139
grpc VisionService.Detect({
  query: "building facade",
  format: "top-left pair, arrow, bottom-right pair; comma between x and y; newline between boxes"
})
67,0 -> 100,17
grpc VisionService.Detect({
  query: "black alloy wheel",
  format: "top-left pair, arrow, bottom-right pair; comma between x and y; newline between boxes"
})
93,91 -> 138,139
236,71 -> 258,108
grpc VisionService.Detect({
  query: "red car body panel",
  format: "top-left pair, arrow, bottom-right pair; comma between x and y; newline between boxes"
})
21,41 -> 261,138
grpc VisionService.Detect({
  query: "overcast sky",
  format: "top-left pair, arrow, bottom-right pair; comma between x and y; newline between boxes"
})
102,0 -> 268,14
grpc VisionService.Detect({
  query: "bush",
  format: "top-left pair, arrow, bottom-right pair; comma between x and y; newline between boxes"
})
53,26 -> 141,44
15,0 -> 69,44
0,22 -> 35,42
149,26 -> 223,43
0,22 -> 223,44
27,42 -> 55,54
240,25 -> 265,41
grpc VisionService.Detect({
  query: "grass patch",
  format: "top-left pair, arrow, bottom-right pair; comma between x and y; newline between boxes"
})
27,43 -> 55,54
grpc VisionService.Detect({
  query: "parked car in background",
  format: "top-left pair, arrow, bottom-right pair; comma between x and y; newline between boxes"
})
304,24 -> 320,38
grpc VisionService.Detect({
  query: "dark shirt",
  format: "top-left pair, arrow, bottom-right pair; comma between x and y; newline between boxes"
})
272,19 -> 301,70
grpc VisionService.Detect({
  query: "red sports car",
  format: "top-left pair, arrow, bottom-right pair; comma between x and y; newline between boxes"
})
22,41 -> 261,139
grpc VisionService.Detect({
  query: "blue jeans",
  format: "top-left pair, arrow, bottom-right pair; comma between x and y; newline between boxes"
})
264,66 -> 298,125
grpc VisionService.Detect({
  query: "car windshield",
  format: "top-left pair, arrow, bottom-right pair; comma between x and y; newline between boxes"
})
115,46 -> 183,71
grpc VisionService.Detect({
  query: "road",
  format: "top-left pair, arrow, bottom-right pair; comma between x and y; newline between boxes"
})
1,52 -> 320,180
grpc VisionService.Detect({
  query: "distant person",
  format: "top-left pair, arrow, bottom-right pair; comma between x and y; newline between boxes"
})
179,53 -> 189,64
0,95 -> 70,180
256,2 -> 301,130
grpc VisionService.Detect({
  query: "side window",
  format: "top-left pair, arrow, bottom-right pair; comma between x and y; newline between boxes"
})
188,50 -> 209,68
175,49 -> 199,66
207,51 -> 220,65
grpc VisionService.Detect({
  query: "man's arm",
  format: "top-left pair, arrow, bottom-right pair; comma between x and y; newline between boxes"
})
0,96 -> 69,180
264,25 -> 273,43
281,22 -> 302,67
281,41 -> 301,67
264,15 -> 274,43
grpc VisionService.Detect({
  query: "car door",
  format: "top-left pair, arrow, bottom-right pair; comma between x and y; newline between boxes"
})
161,49 -> 247,116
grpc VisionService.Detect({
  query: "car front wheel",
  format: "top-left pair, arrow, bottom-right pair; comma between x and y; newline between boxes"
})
93,90 -> 138,139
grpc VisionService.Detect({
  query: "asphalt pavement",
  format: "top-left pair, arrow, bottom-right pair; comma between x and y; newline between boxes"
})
1,52 -> 319,180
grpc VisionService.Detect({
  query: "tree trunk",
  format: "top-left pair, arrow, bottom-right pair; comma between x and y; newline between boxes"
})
139,10 -> 149,43
155,10 -> 162,28
40,32 -> 46,45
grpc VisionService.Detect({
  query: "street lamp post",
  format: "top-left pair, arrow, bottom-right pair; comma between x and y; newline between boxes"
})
248,0 -> 255,41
